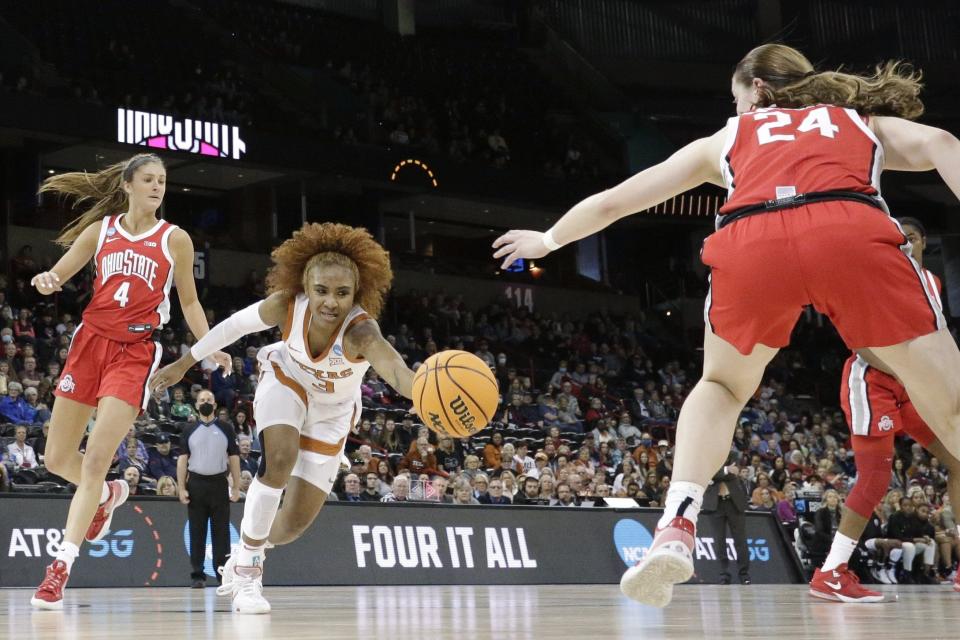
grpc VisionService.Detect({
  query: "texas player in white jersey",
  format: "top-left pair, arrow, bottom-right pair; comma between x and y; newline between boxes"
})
151,222 -> 415,614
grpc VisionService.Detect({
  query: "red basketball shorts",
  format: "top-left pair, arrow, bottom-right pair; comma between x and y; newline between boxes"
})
840,354 -> 935,447
701,202 -> 945,355
54,324 -> 162,412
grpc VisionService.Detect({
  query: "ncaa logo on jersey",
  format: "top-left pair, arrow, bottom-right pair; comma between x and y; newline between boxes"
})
58,374 -> 76,394
106,226 -> 116,236
333,344 -> 344,357
878,415 -> 894,432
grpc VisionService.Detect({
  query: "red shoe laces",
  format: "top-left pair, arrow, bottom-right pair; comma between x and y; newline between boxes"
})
40,565 -> 66,592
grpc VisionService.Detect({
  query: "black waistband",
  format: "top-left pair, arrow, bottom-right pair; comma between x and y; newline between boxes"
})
716,190 -> 884,230
188,471 -> 227,480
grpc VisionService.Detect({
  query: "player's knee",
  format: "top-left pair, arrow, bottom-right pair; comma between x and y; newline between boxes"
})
43,444 -> 69,476
844,457 -> 891,518
80,447 -> 114,476
701,375 -> 752,406
259,442 -> 298,481
845,478 -> 888,518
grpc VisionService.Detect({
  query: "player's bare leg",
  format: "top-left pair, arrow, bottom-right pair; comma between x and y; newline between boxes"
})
268,477 -> 329,545
41,396 -> 95,485
620,328 -> 776,607
32,397 -> 137,609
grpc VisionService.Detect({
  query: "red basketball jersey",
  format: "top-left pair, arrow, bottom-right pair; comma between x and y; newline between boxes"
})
81,214 -> 178,343
718,105 -> 883,214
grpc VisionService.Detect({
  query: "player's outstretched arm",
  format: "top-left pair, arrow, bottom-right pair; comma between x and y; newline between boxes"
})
168,229 -> 232,370
492,127 -> 727,269
872,116 -> 960,200
345,319 -> 414,400
30,223 -> 101,295
148,290 -> 287,393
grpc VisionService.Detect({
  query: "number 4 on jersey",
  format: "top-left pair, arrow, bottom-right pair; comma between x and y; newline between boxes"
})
796,107 -> 839,138
755,107 -> 839,145
113,281 -> 131,308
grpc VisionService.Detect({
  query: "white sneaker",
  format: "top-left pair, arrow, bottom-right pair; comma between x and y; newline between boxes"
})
216,552 -> 238,596
884,566 -> 898,585
873,566 -> 891,585
229,566 -> 271,615
619,516 -> 695,608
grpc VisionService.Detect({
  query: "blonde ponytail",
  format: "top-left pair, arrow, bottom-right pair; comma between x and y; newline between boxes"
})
40,153 -> 164,248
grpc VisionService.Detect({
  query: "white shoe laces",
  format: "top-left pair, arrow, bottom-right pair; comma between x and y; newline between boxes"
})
235,573 -> 265,603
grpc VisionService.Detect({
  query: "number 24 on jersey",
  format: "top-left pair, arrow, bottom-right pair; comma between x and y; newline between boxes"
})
754,107 -> 840,145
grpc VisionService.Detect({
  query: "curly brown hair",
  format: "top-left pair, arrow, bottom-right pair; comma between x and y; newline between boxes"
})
266,223 -> 393,319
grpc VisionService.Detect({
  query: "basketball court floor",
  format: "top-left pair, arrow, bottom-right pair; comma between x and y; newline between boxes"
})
3,584 -> 957,639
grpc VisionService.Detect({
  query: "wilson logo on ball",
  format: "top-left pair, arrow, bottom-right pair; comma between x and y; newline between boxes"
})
449,396 -> 478,433
412,350 -> 499,438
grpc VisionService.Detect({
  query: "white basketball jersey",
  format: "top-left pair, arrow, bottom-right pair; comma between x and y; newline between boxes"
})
258,294 -> 371,407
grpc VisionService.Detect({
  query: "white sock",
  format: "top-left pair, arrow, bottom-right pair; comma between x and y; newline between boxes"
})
657,481 -> 705,530
237,542 -> 267,568
956,524 -> 960,537
100,481 -> 110,504
56,541 -> 80,572
238,478 -> 284,566
822,533 -> 858,572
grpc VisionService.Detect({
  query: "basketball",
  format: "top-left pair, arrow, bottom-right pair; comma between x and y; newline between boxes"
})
412,350 -> 500,438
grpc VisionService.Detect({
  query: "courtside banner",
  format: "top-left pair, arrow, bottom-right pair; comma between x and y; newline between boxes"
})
0,496 -> 802,587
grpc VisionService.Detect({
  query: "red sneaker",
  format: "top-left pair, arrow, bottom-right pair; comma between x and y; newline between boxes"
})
85,479 -> 130,542
619,516 -> 696,608
31,560 -> 70,610
809,564 -> 884,603
953,570 -> 960,593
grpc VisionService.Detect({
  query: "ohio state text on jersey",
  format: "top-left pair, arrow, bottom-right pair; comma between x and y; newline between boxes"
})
719,105 -> 884,214
81,214 -> 177,342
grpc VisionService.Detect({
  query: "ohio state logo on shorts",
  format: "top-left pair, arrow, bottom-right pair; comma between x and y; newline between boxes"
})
877,415 -> 894,432
58,374 -> 76,394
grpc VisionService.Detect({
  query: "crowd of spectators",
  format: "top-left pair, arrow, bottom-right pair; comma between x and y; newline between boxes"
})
201,0 -> 608,178
2,0 -> 609,179
3,242 -> 959,578
1,0 -> 269,130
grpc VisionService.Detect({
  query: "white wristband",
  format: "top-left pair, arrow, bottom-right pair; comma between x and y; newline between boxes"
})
542,229 -> 562,251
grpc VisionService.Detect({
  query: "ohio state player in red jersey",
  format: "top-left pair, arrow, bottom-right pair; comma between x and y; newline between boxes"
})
494,44 -> 960,607
810,217 -> 960,601
28,153 -> 229,609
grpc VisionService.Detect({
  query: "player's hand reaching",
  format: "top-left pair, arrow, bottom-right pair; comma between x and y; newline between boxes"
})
492,230 -> 551,270
30,271 -> 62,295
211,350 -> 232,373
149,359 -> 192,394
